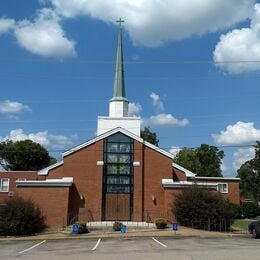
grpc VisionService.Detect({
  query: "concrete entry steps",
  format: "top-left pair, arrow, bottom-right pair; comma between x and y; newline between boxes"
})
86,221 -> 156,230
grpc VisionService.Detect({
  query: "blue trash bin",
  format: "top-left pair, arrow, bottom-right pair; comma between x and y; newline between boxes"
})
72,224 -> 79,234
172,223 -> 178,232
121,224 -> 127,233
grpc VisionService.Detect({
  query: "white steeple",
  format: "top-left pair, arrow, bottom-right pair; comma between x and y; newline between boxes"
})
97,19 -> 141,136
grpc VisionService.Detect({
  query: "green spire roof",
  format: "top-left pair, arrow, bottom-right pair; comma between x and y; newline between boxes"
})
111,27 -> 128,102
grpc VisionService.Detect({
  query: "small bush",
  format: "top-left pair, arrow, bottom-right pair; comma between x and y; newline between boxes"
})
240,202 -> 260,218
0,197 -> 45,236
113,221 -> 122,231
155,218 -> 168,229
76,222 -> 89,234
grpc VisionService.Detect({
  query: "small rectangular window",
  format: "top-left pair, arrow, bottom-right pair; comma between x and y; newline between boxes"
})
0,178 -> 10,192
218,183 -> 228,193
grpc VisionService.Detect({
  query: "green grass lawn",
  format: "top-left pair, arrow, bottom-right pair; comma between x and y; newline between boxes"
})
232,219 -> 252,231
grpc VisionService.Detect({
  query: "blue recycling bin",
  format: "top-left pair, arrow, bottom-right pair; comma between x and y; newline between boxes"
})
121,224 -> 127,233
172,223 -> 178,232
72,224 -> 79,234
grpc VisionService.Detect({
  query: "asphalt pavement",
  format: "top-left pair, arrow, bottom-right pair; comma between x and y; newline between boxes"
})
0,236 -> 259,260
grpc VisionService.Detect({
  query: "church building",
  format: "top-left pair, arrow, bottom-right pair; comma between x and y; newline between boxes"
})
0,25 -> 240,230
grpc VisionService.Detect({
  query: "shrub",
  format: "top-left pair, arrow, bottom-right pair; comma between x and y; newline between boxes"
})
240,202 -> 260,218
113,221 -> 122,231
155,218 -> 168,229
0,197 -> 45,236
173,186 -> 238,232
76,222 -> 89,234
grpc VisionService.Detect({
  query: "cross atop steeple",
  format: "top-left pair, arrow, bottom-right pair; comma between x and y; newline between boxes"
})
116,18 -> 125,27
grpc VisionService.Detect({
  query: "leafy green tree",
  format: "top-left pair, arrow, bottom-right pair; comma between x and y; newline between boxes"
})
141,126 -> 159,146
237,162 -> 255,198
174,144 -> 224,177
237,141 -> 260,201
174,148 -> 200,173
196,144 -> 224,177
0,140 -> 56,171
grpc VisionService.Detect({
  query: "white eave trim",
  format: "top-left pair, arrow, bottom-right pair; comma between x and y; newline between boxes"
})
38,161 -> 64,176
62,127 -> 174,159
16,177 -> 73,187
172,163 -> 196,178
162,179 -> 218,189
195,176 -> 240,181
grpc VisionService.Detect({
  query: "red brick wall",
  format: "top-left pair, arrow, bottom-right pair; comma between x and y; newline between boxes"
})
164,189 -> 182,222
133,141 -> 144,221
142,145 -> 173,221
48,140 -> 104,222
16,186 -> 70,230
173,168 -> 187,181
0,171 -> 40,204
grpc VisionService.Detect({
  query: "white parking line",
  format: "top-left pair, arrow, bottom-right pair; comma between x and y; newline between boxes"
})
92,238 -> 101,251
18,240 -> 47,254
152,237 -> 167,248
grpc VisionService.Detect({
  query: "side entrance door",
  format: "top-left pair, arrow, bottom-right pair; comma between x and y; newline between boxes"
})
105,193 -> 130,221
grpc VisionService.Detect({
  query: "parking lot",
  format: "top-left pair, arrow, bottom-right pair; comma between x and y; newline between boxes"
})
1,237 -> 260,260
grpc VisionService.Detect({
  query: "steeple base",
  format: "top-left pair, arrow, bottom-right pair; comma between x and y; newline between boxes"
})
97,116 -> 141,136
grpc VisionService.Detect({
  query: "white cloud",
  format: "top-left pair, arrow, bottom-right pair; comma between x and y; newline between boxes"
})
150,92 -> 164,112
214,4 -> 260,73
143,92 -> 189,127
14,8 -> 76,58
213,121 -> 260,145
169,146 -> 181,158
233,147 -> 255,170
0,18 -> 15,35
0,100 -> 30,114
48,0 -> 254,46
0,129 -> 75,150
128,102 -> 142,116
220,162 -> 229,175
144,113 -> 189,127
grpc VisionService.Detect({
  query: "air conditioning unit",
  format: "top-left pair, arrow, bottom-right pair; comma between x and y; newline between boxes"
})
8,191 -> 14,197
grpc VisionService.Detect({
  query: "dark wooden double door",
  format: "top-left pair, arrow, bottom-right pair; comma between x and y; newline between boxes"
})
105,193 -> 130,221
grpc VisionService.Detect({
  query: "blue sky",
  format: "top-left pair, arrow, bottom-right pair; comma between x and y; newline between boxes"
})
1,0 -> 260,177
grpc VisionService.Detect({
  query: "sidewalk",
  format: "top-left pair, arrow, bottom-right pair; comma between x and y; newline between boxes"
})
0,226 -> 250,242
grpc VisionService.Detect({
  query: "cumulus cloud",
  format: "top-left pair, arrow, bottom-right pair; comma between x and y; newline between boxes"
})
13,8 -> 76,58
0,129 -> 76,150
142,92 -> 189,127
169,146 -> 181,158
213,121 -> 260,145
233,147 -> 255,170
214,4 -> 260,73
150,92 -> 164,112
0,18 -> 15,35
145,113 -> 189,127
0,100 -> 30,114
128,102 -> 142,116
47,0 -> 254,46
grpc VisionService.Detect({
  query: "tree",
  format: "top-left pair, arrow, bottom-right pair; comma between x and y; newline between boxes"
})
174,144 -> 224,177
174,148 -> 200,173
0,140 -> 56,171
141,126 -> 159,146
237,161 -> 255,199
237,141 -> 260,201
